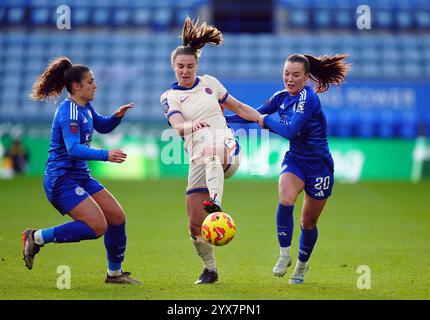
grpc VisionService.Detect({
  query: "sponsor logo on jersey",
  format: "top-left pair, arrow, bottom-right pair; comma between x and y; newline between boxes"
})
205,87 -> 213,95
69,120 -> 78,134
83,116 -> 88,124
180,96 -> 189,103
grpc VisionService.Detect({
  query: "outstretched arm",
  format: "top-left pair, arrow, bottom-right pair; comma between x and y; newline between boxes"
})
222,95 -> 278,124
258,101 -> 313,140
90,103 -> 134,134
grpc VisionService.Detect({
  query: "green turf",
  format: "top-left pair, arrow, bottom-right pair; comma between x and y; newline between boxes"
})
0,177 -> 429,299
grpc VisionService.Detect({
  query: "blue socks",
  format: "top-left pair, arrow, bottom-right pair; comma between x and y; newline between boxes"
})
41,221 -> 97,244
298,226 -> 318,262
104,222 -> 127,272
277,203 -> 319,263
39,220 -> 127,274
277,204 -> 294,248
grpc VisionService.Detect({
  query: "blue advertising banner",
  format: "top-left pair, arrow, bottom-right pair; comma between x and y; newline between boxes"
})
223,79 -> 429,116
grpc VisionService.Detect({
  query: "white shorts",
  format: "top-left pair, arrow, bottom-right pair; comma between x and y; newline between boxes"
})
186,139 -> 241,195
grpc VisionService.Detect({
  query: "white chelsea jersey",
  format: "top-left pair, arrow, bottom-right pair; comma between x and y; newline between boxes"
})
160,75 -> 235,162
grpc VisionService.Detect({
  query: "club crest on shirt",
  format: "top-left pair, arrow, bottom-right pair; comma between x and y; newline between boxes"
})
295,101 -> 305,113
205,87 -> 213,95
69,120 -> 78,134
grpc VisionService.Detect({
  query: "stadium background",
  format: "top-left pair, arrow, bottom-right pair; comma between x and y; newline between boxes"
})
0,0 -> 429,300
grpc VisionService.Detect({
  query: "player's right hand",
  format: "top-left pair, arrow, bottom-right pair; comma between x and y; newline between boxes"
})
192,121 -> 210,132
108,149 -> 127,163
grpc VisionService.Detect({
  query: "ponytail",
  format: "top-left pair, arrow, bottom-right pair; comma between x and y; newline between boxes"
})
30,56 -> 90,101
172,17 -> 223,63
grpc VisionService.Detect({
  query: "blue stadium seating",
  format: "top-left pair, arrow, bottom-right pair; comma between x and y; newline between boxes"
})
0,1 -> 428,138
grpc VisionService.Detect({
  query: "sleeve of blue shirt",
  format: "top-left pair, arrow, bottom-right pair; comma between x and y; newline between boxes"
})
88,104 -> 122,134
225,93 -> 281,124
60,108 -> 109,161
263,93 -> 314,140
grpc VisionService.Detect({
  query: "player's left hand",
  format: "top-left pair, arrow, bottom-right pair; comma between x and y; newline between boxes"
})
114,103 -> 134,118
257,115 -> 266,128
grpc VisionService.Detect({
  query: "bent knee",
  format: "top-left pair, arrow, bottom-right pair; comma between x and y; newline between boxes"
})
92,221 -> 108,238
108,210 -> 126,226
279,196 -> 297,206
301,218 -> 318,230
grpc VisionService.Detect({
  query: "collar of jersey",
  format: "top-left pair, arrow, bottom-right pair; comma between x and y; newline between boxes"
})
171,77 -> 200,90
67,98 -> 90,108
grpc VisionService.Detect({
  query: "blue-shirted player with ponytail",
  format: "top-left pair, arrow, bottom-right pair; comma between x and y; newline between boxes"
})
23,56 -> 141,284
224,53 -> 349,284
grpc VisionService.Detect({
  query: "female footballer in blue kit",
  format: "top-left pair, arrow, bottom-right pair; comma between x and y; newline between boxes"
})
22,56 -> 141,284
225,53 -> 349,284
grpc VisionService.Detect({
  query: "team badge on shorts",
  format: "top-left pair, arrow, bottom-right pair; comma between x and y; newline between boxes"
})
75,187 -> 85,196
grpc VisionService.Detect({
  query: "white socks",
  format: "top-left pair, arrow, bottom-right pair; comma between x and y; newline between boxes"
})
33,230 -> 44,246
280,246 -> 291,257
191,236 -> 217,272
107,269 -> 122,277
204,155 -> 224,206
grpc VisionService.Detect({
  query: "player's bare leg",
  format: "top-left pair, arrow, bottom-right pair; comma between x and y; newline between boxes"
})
187,192 -> 218,284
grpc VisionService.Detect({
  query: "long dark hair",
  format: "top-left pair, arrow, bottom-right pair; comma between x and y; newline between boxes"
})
171,17 -> 223,64
287,54 -> 350,93
30,56 -> 90,101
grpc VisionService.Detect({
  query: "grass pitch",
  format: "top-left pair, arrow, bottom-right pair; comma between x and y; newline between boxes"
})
0,177 -> 429,300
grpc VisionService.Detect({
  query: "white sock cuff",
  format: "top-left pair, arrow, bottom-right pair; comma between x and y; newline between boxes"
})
33,230 -> 44,245
280,246 -> 291,257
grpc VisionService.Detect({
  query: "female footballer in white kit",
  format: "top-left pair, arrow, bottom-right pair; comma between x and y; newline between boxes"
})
160,17 -> 259,284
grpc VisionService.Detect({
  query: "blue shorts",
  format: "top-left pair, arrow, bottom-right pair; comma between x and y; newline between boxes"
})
43,175 -> 104,215
280,153 -> 334,200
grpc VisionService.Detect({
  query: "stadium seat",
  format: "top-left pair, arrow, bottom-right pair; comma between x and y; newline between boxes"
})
133,8 -> 151,27
416,11 -> 430,29
289,9 -> 310,28
6,7 -> 25,25
112,8 -> 132,27
73,8 -> 91,27
92,8 -> 111,26
30,7 -> 51,26
152,8 -> 173,30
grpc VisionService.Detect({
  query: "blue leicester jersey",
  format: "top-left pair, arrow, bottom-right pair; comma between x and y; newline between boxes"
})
262,86 -> 330,160
45,98 -> 120,177
225,85 -> 330,160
